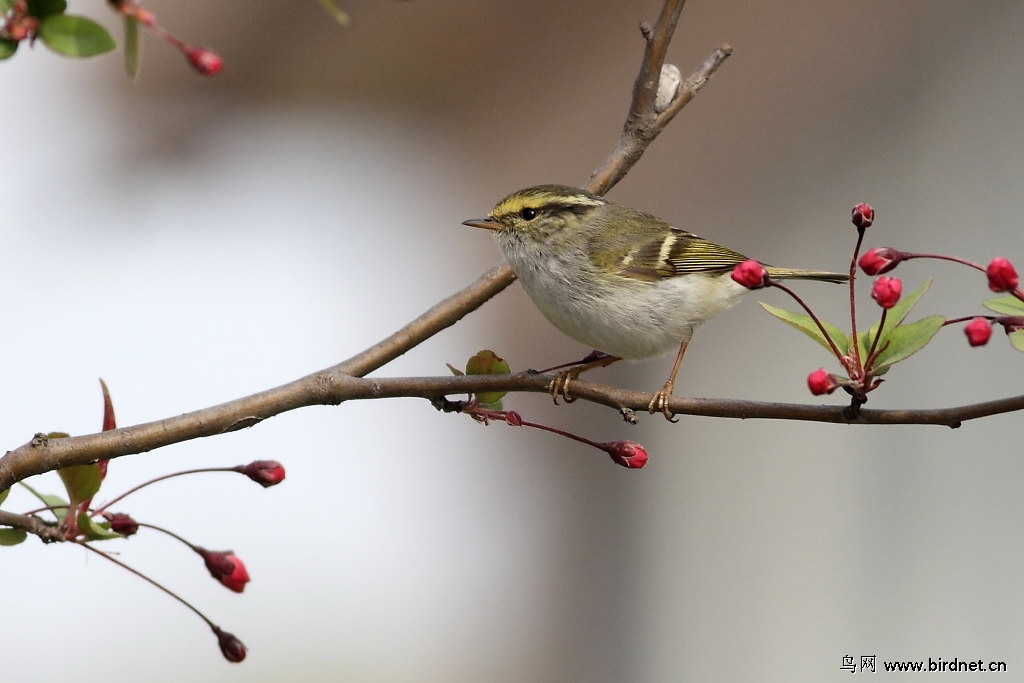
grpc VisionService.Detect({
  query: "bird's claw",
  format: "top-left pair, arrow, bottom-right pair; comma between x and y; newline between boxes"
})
549,369 -> 580,404
648,383 -> 679,422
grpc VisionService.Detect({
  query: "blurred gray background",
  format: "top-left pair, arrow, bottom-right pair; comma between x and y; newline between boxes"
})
4,1 -> 1023,681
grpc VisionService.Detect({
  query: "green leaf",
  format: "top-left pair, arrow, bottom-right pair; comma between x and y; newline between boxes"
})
864,278 -> 932,342
0,0 -> 12,11
123,15 -> 139,78
477,398 -> 504,411
18,481 -> 69,521
26,0 -> 66,17
0,39 -> 17,59
77,512 -> 121,540
983,295 -> 1024,316
317,0 -> 351,25
38,14 -> 116,57
465,350 -> 510,405
0,487 -> 8,507
759,302 -> 849,356
39,493 -> 70,523
0,528 -> 28,546
57,463 -> 102,506
856,278 -> 934,362
871,314 -> 945,374
1008,329 -> 1024,353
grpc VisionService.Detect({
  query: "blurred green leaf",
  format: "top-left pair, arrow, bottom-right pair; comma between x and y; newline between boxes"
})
38,493 -> 69,523
123,15 -> 139,77
0,528 -> 28,546
759,302 -> 849,356
0,39 -> 17,59
317,0 -> 350,25
38,14 -> 115,57
1009,329 -> 1024,353
57,463 -> 102,506
77,512 -> 121,540
983,295 -> 1024,316
26,0 -> 66,17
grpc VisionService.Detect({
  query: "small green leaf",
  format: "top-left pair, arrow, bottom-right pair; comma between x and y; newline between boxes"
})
0,528 -> 28,546
38,14 -> 116,57
0,39 -> 17,59
57,463 -> 102,506
26,0 -> 67,17
1008,329 -> 1024,353
39,493 -> 70,523
857,278 -> 934,363
0,487 -> 9,507
477,398 -> 504,411
77,512 -> 121,540
446,363 -> 464,377
759,302 -> 849,356
123,15 -> 139,78
983,295 -> 1024,316
465,350 -> 510,405
865,278 -> 933,343
871,314 -> 945,374
317,0 -> 351,25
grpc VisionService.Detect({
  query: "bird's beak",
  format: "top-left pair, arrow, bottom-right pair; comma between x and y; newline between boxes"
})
462,217 -> 501,231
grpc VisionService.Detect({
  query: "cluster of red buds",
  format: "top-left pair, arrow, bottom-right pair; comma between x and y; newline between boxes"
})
29,380 -> 290,662
730,202 -> 1023,407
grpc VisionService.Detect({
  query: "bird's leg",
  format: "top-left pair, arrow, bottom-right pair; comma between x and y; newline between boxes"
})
549,351 -> 620,404
649,340 -> 689,422
538,350 -> 614,374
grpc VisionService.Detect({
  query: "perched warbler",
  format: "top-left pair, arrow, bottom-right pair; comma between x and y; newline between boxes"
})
464,185 -> 847,419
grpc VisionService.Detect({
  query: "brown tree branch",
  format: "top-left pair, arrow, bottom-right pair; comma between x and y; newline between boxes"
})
589,0 -> 731,194
4,368 -> 1023,491
0,509 -> 62,543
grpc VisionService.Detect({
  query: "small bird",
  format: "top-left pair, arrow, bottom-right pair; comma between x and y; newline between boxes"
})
464,185 -> 847,419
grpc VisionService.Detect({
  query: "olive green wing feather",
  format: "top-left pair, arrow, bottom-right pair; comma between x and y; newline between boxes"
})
603,226 -> 751,280
590,216 -> 848,283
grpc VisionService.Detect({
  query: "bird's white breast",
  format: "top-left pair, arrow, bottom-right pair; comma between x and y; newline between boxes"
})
498,237 -> 747,360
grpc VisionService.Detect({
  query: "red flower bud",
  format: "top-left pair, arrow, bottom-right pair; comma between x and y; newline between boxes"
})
604,440 -> 649,469
858,247 -> 901,276
870,276 -> 902,309
185,47 -> 223,76
964,317 -> 992,347
986,257 -> 1019,293
237,460 -> 286,488
730,259 -> 769,290
807,368 -> 837,396
851,202 -> 875,230
104,512 -> 139,537
212,625 -> 246,663
196,548 -> 250,593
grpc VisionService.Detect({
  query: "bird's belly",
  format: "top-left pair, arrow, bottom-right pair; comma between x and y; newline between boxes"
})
510,254 -> 746,360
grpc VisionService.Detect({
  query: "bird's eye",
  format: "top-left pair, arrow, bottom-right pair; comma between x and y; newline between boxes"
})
520,207 -> 538,221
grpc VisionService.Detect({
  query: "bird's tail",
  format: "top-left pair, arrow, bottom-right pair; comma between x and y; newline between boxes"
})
763,266 -> 848,284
